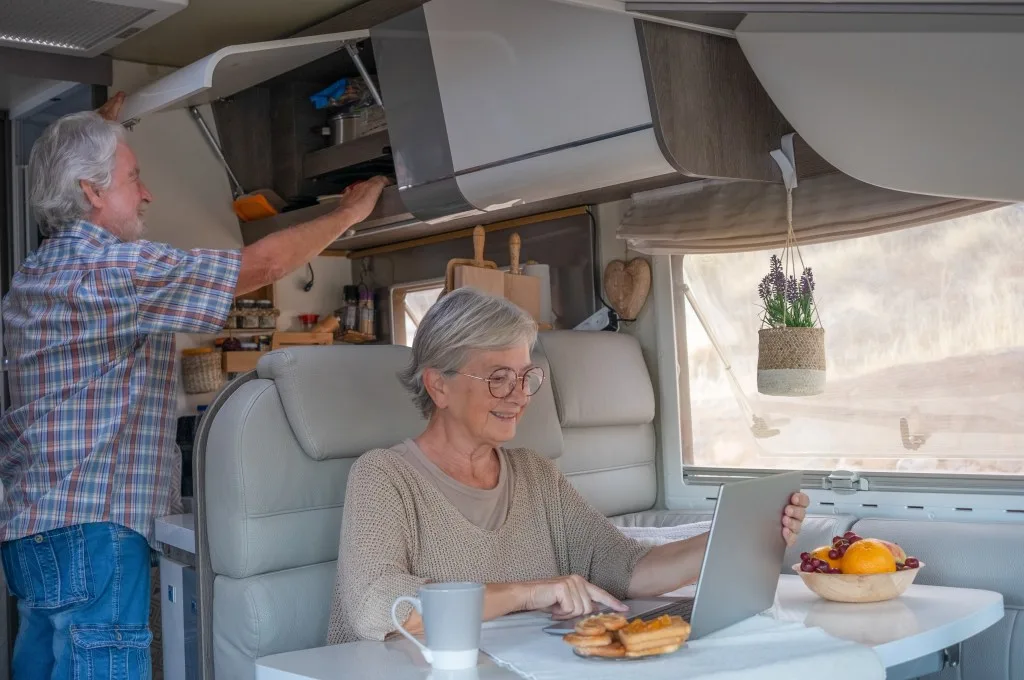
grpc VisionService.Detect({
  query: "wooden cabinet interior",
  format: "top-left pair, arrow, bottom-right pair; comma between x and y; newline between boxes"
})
635,20 -> 792,183
210,40 -> 392,205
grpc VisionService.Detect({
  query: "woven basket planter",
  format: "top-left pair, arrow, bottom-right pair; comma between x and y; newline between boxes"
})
181,348 -> 223,395
757,327 -> 825,396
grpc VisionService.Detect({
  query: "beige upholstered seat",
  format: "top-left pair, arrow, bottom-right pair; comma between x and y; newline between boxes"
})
196,332 -> 652,679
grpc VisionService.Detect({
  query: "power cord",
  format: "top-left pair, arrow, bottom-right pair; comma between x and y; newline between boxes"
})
303,263 -> 315,292
585,205 -> 630,329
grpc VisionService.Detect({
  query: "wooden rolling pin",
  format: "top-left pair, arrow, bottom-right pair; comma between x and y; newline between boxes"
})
312,315 -> 340,334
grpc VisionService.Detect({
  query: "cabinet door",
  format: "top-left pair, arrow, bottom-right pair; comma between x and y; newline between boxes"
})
119,30 -> 370,123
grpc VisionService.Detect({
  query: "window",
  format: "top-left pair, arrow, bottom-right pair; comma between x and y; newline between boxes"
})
677,204 -> 1024,476
390,281 -> 444,347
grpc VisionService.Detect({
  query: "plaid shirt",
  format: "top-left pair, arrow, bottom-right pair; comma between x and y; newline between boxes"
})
0,221 -> 241,545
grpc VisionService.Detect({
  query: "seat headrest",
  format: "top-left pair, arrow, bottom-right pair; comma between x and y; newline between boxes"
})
537,331 -> 655,427
257,346 -> 425,460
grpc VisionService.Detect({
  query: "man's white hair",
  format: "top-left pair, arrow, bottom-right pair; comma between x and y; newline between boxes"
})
28,111 -> 125,235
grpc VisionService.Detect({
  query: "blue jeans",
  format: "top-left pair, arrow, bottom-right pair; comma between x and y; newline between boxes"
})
1,522 -> 152,680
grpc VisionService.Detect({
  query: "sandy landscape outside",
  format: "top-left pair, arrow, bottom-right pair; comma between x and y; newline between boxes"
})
682,204 -> 1024,475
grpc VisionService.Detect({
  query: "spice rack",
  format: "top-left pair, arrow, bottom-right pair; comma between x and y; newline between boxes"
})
226,282 -> 280,331
216,284 -> 276,374
334,283 -> 381,344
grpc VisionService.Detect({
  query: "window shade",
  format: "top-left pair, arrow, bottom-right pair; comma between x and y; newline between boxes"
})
619,172 -> 1000,254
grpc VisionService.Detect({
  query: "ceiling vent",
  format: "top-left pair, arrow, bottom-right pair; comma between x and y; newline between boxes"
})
0,0 -> 187,57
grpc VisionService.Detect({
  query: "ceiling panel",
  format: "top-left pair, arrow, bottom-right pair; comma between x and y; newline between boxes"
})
107,0 -> 366,67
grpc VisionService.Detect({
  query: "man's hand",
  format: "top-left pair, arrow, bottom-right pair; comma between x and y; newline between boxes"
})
330,176 -> 391,232
782,492 -> 810,547
96,91 -> 126,122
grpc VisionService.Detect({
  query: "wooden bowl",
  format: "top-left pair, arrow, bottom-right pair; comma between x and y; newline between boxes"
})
792,563 -> 924,603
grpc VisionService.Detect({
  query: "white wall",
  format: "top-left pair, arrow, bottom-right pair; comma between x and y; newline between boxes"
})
111,60 -> 353,415
594,200 -> 659,385
594,200 -> 679,508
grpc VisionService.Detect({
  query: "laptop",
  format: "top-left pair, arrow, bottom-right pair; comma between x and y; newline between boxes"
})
543,470 -> 802,639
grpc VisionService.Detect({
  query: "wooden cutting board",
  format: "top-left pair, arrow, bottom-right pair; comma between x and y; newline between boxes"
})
504,233 -> 542,321
453,226 -> 505,297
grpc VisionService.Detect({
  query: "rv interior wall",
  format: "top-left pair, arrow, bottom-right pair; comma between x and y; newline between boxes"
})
110,60 -> 355,415
595,201 -> 660,394
595,200 -> 669,507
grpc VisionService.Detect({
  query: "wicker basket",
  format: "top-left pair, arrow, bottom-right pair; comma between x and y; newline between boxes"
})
757,327 -> 825,396
181,348 -> 223,394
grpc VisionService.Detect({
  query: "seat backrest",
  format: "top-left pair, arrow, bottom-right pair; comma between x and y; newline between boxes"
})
203,345 -> 424,679
200,331 -> 656,679
538,331 -> 658,516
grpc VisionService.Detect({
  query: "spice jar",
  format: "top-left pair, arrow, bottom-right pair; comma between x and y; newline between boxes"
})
343,286 -> 358,331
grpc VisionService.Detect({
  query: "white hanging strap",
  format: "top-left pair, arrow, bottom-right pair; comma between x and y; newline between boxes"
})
769,133 -> 822,328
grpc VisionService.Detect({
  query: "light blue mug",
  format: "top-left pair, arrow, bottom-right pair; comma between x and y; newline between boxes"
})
391,582 -> 485,670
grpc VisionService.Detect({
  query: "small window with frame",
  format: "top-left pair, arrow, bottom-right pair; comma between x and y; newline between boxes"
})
390,280 -> 444,347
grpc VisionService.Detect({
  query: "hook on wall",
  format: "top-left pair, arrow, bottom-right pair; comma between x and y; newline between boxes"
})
769,132 -> 799,191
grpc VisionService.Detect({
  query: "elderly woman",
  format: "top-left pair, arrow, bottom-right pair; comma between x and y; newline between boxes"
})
328,288 -> 808,643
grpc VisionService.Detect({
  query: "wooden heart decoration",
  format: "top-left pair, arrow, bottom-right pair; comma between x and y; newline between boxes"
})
603,258 -> 651,321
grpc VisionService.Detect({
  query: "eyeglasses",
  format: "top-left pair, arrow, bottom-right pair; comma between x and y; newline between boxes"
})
454,366 -> 546,399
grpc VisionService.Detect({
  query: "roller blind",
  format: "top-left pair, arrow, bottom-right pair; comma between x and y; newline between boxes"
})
619,172 -> 1000,254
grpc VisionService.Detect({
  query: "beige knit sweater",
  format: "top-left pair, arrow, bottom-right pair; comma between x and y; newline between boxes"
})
327,447 -> 650,643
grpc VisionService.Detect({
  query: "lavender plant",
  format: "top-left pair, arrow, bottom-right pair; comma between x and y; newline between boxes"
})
758,255 -> 818,328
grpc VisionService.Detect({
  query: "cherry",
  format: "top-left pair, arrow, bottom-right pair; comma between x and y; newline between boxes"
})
905,558 -> 920,569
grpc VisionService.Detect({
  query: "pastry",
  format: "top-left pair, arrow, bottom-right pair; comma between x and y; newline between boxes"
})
616,614 -> 690,657
574,618 -> 608,637
593,613 -> 628,631
624,641 -> 683,658
563,632 -> 613,647
576,642 -> 626,658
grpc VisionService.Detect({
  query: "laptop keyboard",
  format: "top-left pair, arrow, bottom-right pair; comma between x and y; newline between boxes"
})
638,598 -> 695,622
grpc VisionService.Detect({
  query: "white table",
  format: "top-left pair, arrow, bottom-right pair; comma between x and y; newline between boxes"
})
255,575 -> 1004,680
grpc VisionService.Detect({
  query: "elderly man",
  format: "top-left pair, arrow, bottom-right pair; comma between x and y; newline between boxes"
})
0,94 -> 387,679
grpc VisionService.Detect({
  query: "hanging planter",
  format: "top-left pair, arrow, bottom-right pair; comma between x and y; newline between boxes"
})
757,257 -> 826,396
756,140 -> 825,396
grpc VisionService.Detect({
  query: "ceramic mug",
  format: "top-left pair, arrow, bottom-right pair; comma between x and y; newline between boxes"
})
391,582 -> 485,670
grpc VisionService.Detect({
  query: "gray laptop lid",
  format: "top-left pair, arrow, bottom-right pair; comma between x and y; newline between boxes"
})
687,470 -> 803,639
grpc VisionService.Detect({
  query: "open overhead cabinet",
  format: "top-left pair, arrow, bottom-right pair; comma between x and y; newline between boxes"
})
114,29 -> 419,248
117,31 -> 370,124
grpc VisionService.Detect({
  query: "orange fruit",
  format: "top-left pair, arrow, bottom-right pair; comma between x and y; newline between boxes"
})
810,545 -> 842,570
841,539 -> 897,574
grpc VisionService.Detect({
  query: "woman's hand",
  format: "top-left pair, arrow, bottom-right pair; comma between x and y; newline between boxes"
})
783,492 -> 810,546
522,575 -> 628,620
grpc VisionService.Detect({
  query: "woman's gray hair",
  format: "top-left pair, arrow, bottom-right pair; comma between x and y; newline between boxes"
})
28,111 -> 125,235
399,287 -> 538,418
